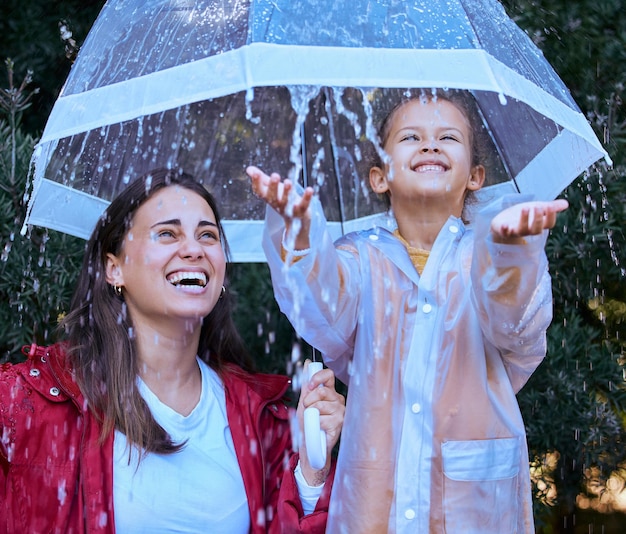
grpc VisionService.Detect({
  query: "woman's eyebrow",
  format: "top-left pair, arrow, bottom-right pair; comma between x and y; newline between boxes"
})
150,219 -> 218,229
150,218 -> 180,228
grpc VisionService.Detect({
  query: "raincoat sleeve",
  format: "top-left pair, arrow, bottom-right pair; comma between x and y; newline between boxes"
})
263,199 -> 361,384
471,194 -> 553,392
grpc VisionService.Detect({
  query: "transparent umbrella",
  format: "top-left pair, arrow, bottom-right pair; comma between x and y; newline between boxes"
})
23,0 -> 610,261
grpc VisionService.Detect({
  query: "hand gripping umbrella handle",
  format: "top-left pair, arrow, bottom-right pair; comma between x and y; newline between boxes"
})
304,361 -> 327,470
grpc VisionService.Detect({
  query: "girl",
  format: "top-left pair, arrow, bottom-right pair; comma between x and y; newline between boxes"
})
247,89 -> 568,533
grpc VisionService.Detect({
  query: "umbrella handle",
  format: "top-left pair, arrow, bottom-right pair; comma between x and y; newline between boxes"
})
303,361 -> 327,470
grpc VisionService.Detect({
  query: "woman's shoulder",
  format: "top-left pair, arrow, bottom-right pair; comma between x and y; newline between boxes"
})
0,343 -> 80,400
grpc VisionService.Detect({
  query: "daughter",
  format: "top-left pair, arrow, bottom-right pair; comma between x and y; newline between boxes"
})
248,89 -> 568,533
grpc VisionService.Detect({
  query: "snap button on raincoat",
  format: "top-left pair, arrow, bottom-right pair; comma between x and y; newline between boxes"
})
263,195 -> 552,534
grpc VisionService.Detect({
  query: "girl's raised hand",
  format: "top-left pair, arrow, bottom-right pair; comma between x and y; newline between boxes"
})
491,199 -> 569,244
246,166 -> 314,221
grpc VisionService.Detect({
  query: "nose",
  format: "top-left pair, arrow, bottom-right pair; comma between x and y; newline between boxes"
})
179,236 -> 204,259
421,137 -> 439,153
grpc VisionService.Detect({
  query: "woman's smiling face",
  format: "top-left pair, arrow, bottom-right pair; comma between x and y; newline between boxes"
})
106,185 -> 226,331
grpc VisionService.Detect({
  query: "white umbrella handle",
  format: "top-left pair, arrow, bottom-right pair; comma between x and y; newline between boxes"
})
304,361 -> 327,470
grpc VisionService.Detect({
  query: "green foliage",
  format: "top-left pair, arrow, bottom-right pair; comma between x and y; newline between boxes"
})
229,261 -> 304,375
502,0 -> 626,103
0,0 -> 105,134
524,166 -> 626,528
0,61 -> 84,363
502,1 -> 626,529
520,310 -> 626,513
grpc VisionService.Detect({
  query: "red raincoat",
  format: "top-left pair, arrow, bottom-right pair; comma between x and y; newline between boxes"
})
0,343 -> 333,533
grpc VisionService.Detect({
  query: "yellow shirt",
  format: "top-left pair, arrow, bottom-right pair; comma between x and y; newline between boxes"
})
393,230 -> 430,275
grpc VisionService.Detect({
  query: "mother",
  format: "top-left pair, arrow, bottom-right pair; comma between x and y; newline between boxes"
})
0,168 -> 344,533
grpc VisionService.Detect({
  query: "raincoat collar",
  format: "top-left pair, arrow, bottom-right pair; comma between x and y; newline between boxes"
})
358,216 -> 467,285
22,342 -> 83,404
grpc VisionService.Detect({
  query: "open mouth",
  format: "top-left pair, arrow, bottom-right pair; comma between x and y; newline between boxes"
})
166,271 -> 208,288
414,163 -> 448,173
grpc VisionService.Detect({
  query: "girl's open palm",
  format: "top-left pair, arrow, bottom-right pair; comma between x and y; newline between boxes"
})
246,165 -> 314,220
491,199 -> 569,243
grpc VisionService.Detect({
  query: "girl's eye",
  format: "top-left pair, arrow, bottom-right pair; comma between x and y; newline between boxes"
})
401,134 -> 420,142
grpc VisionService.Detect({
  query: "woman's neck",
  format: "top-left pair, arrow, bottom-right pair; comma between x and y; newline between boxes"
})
134,323 -> 203,416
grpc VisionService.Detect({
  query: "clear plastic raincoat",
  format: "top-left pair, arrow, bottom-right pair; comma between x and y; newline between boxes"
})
263,194 -> 552,533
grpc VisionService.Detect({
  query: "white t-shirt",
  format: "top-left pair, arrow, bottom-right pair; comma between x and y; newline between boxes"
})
113,358 -> 250,533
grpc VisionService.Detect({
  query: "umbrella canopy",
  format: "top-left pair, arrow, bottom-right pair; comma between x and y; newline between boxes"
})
23,0 -> 610,262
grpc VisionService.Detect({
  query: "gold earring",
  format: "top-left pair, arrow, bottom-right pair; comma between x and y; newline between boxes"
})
113,284 -> 123,297
219,285 -> 226,299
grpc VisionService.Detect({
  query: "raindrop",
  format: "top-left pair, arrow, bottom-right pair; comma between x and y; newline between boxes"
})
1,242 -> 12,262
57,479 -> 67,505
290,342 -> 301,364
97,512 -> 108,527
249,438 -> 258,456
245,87 -> 261,124
255,509 -> 266,528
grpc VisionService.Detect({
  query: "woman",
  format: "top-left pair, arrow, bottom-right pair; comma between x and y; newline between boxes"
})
0,168 -> 344,533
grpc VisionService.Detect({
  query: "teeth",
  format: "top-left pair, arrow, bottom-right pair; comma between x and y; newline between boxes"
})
167,272 -> 207,287
416,164 -> 446,172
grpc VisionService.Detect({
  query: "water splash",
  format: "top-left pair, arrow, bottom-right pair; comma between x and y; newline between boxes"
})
287,85 -> 321,184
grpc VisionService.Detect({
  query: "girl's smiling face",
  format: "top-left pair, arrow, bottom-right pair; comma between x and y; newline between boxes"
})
106,185 -> 226,332
370,97 -> 484,217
